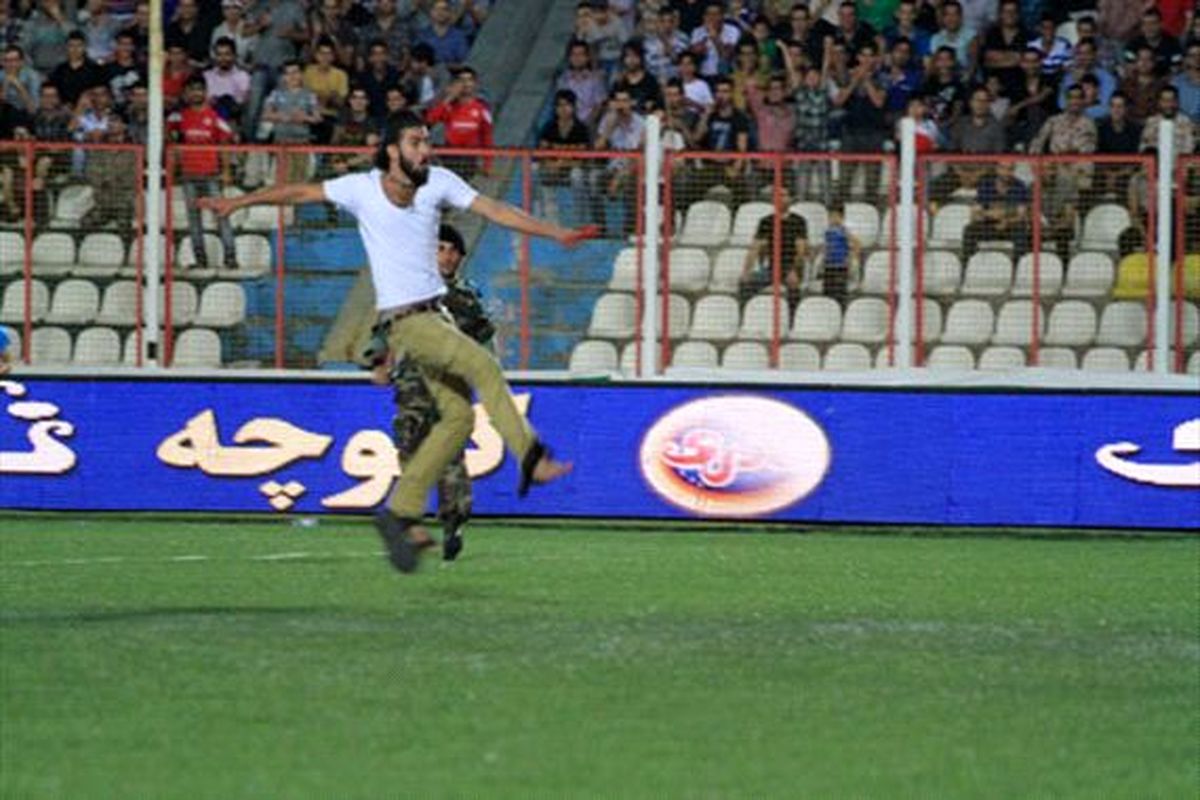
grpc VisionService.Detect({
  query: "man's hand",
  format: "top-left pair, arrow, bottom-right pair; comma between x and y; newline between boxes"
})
195,195 -> 238,217
557,224 -> 601,248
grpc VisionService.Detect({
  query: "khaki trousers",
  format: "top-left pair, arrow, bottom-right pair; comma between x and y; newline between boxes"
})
385,310 -> 535,518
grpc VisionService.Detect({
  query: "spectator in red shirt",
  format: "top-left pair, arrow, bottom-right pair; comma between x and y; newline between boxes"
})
162,38 -> 194,112
425,65 -> 493,178
167,76 -> 237,271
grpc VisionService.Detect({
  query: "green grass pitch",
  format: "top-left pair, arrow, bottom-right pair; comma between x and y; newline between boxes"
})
1,517 -> 1197,798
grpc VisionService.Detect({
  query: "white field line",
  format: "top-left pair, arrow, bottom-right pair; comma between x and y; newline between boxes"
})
3,550 -> 384,568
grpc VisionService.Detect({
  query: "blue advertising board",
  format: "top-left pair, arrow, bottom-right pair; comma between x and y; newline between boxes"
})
1,376 -> 1197,530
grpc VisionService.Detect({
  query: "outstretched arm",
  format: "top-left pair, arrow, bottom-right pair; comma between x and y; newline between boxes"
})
470,194 -> 598,247
195,182 -> 328,216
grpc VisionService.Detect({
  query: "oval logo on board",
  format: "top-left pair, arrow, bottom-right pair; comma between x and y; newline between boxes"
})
639,395 -> 831,518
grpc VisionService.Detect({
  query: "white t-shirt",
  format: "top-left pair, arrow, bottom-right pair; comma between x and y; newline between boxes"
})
323,167 -> 478,310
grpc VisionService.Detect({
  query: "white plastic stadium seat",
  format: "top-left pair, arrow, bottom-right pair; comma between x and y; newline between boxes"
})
728,201 -> 773,245
30,326 -> 71,364
670,340 -> 719,369
232,234 -> 272,277
992,300 -> 1042,346
121,331 -> 142,365
961,251 -> 1013,296
822,342 -> 872,371
926,345 -> 975,370
177,233 -> 226,270
978,346 -> 1026,371
918,297 -> 943,344
1081,347 -> 1131,372
859,250 -> 892,295
1037,347 -> 1078,369
721,341 -> 769,369
790,296 -> 842,343
677,200 -> 731,247
568,339 -> 618,373
778,342 -> 820,371
667,248 -> 710,293
587,292 -> 637,338
657,293 -> 691,338
0,279 -> 49,323
620,341 -> 656,375
1062,252 -> 1114,298
609,247 -> 639,291
926,204 -> 971,249
44,278 -> 100,325
172,327 -> 222,368
708,247 -> 747,293
840,297 -> 889,344
1096,301 -> 1147,347
1177,303 -> 1199,348
941,299 -> 994,346
1043,300 -> 1097,347
96,280 -> 139,326
1012,252 -> 1063,297
920,250 -> 961,297
74,233 -> 126,278
738,294 -> 787,340
844,202 -> 880,248
789,201 -> 828,240
242,203 -> 294,231
0,230 -> 26,275
192,282 -> 246,328
161,281 -> 199,327
1188,352 -> 1199,374
31,232 -> 76,276
72,326 -> 121,366
880,207 -> 929,247
1078,204 -> 1130,251
51,184 -> 95,226
688,295 -> 740,341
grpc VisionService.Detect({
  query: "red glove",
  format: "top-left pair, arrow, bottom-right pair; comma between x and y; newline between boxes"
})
560,224 -> 601,247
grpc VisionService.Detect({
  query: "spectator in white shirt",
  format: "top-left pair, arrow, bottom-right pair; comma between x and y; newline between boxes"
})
688,1 -> 741,78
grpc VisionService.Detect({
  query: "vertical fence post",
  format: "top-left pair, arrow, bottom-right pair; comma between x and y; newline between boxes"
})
145,0 -> 164,366
519,152 -> 532,370
1173,157 -> 1187,373
274,146 -> 286,369
1155,121 -> 1175,375
885,153 -> 898,366
642,115 -> 662,377
895,118 -> 916,369
1031,159 -> 1043,366
770,155 -> 783,368
20,141 -> 33,364
633,154 -> 646,376
163,147 -> 175,366
134,150 -> 146,367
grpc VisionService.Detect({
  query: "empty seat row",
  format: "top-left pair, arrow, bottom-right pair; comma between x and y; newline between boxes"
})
589,291 -> 1197,350
5,325 -> 222,367
569,337 -> 1200,376
675,199 -> 1136,254
1,279 -> 247,328
0,231 -> 272,278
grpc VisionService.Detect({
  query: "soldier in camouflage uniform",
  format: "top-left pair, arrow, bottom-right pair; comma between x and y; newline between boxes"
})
363,223 -> 495,562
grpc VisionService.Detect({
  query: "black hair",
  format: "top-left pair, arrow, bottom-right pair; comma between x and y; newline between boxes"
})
213,36 -> 236,52
184,74 -> 206,91
67,30 -> 87,43
375,110 -> 426,170
554,88 -> 577,106
438,224 -> 465,255
411,43 -> 435,65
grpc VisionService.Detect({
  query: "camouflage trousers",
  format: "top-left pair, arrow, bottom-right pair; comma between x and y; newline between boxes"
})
391,360 -> 472,535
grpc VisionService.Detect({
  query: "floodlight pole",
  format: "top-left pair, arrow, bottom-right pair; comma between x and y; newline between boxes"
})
144,0 -> 164,366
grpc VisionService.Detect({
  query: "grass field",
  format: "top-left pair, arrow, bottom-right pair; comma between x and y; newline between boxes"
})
1,517 -> 1197,798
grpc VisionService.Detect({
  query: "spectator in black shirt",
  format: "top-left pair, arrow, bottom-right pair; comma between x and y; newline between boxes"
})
356,40 -> 400,124
165,0 -> 213,66
833,1 -> 880,55
538,88 -> 591,227
1123,8 -> 1183,78
835,42 -> 887,202
692,75 -> 753,203
615,40 -> 663,114
105,31 -> 145,112
1095,91 -> 1142,200
671,0 -> 708,36
1006,47 -> 1057,149
981,0 -> 1028,98
49,31 -> 106,107
780,3 -> 837,68
920,46 -> 966,131
738,199 -> 809,316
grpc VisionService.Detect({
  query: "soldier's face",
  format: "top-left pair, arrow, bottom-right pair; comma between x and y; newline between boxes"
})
437,241 -> 462,277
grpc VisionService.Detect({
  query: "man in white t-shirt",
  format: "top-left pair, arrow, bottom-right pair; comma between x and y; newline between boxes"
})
199,111 -> 595,573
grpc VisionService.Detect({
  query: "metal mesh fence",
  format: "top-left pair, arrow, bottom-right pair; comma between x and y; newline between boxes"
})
915,154 -> 1158,373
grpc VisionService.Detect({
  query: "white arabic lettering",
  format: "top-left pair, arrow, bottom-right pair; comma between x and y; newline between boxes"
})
156,409 -> 333,476
0,380 -> 77,475
1095,419 -> 1200,488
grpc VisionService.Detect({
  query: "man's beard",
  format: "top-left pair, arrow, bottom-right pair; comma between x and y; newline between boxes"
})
400,152 -> 429,187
